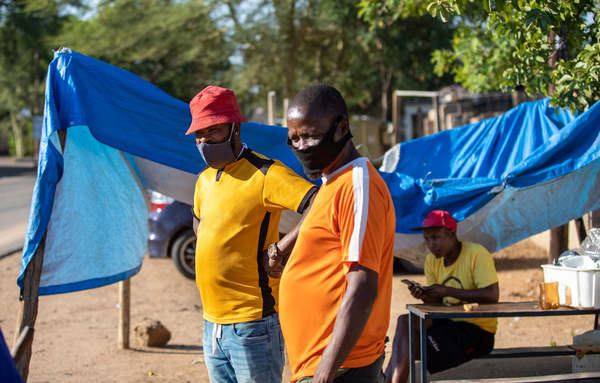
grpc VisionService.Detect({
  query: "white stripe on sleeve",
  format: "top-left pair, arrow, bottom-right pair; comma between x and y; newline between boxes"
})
347,158 -> 370,262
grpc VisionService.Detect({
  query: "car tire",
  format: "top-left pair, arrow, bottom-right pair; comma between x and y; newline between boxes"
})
171,229 -> 196,279
396,258 -> 424,274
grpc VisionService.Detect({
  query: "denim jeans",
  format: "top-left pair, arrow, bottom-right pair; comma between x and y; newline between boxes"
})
203,313 -> 284,383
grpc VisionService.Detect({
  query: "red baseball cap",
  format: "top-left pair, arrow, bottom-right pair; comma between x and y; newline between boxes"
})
411,210 -> 458,231
185,86 -> 247,135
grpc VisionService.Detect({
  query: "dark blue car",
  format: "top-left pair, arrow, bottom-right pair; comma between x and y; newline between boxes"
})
148,191 -> 196,279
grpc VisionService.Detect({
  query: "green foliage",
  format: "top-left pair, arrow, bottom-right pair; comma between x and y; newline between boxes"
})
0,0 -> 456,152
225,0 -> 454,117
0,0 -> 70,157
360,0 -> 600,112
56,0 -> 232,102
432,24 -> 516,93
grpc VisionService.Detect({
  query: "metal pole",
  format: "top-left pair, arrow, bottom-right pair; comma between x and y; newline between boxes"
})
420,318 -> 428,383
409,312 -> 416,383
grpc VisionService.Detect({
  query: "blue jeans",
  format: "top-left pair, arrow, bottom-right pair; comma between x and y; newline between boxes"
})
203,313 -> 284,383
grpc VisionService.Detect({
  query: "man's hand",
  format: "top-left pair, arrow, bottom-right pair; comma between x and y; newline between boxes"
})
262,243 -> 284,278
312,363 -> 336,383
421,284 -> 447,298
408,283 -> 424,299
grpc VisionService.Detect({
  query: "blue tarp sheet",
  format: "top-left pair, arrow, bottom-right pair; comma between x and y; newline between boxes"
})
385,98 -> 580,232
19,50 -> 600,293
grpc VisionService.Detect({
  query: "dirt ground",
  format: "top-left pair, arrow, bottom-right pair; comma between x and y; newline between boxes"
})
1,239 -> 596,382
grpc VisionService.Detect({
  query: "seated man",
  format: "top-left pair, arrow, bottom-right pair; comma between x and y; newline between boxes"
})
385,210 -> 499,383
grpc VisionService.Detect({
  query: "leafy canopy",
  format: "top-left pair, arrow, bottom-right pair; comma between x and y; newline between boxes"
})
359,0 -> 600,112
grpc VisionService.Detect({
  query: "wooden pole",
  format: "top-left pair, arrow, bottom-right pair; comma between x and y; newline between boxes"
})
283,98 -> 289,127
13,129 -> 66,381
118,278 -> 130,349
433,95 -> 441,133
13,238 -> 45,382
391,91 -> 398,145
575,217 -> 588,244
267,91 -> 276,126
592,210 -> 600,228
549,224 -> 569,263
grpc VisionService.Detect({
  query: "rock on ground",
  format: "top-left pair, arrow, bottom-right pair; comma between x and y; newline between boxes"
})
134,318 -> 171,347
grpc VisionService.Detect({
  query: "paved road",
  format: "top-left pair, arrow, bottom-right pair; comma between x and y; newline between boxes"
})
0,157 -> 36,257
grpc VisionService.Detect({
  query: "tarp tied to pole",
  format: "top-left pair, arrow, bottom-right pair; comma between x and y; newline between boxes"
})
19,49 -> 307,295
19,49 -> 600,292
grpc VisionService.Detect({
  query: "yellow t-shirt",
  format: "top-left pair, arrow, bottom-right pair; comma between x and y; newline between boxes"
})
193,149 -> 316,324
425,241 -> 498,334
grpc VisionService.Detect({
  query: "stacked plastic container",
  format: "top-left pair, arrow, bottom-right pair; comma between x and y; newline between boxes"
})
542,229 -> 600,308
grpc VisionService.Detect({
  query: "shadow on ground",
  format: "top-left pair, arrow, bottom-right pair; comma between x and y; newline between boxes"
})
495,256 -> 548,271
131,344 -> 203,355
0,164 -> 36,178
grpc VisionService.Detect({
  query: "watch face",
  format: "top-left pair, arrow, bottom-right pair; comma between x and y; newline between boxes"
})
268,244 -> 278,258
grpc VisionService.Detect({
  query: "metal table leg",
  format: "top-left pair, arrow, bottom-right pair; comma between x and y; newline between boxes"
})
420,317 -> 428,383
409,312 -> 415,383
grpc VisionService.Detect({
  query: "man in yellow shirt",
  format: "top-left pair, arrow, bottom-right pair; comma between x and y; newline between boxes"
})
384,210 -> 499,383
186,86 -> 317,383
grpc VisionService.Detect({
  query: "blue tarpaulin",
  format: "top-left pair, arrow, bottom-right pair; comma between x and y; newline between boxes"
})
383,97 -> 600,259
19,49 -> 600,293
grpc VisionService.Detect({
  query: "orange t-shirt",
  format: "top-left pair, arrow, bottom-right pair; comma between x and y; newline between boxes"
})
279,158 -> 395,381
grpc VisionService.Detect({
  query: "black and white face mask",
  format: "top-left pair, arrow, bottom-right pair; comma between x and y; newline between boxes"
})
288,118 -> 352,179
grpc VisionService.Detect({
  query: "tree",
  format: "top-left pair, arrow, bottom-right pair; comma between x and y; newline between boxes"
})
222,0 -> 376,115
0,0 -> 79,157
359,0 -> 600,112
57,0 -> 233,102
222,0 -> 454,119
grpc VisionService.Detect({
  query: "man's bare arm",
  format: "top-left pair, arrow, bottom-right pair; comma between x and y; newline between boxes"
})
421,282 -> 499,303
311,263 -> 379,383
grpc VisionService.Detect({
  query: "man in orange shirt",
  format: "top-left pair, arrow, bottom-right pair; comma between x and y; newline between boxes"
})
279,84 -> 395,383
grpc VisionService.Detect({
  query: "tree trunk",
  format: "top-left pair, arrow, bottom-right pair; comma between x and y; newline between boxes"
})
547,29 -> 569,261
380,65 -> 392,123
10,109 -> 25,158
32,50 -> 41,116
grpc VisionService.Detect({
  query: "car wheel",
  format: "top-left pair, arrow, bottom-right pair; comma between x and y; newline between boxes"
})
395,258 -> 424,274
171,229 -> 196,279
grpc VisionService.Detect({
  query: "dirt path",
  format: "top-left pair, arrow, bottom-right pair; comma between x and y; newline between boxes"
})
1,239 -> 595,382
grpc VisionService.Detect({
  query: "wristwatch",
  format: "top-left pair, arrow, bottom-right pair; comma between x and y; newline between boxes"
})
267,242 -> 281,261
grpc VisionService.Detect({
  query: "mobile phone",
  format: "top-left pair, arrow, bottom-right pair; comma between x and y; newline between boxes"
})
401,279 -> 419,287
